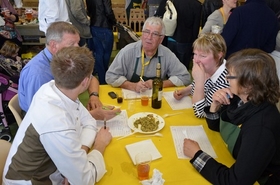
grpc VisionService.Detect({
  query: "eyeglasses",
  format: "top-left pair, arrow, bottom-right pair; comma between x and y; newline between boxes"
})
142,30 -> 163,38
226,75 -> 238,79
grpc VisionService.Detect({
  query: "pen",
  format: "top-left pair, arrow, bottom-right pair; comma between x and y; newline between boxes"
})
175,88 -> 179,95
140,76 -> 144,82
104,118 -> 106,129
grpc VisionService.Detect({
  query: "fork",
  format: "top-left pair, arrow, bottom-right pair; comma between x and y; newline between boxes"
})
182,130 -> 189,139
136,133 -> 163,138
162,112 -> 183,118
116,130 -> 139,140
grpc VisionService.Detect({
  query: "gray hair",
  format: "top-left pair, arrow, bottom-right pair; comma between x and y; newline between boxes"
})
142,17 -> 166,36
45,21 -> 79,45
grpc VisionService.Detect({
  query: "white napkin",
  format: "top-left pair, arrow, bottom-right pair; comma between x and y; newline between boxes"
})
140,169 -> 165,185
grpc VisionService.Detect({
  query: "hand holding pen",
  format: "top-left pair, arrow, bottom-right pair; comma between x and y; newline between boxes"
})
173,89 -> 184,100
135,77 -> 149,92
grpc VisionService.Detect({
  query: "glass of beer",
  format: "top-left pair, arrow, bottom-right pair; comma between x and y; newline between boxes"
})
25,7 -> 33,21
135,152 -> 152,180
140,88 -> 149,106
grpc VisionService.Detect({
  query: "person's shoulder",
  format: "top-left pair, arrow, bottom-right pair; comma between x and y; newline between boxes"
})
21,54 -> 50,75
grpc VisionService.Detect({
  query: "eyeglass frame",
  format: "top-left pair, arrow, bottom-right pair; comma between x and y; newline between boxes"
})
226,75 -> 238,79
142,30 -> 164,38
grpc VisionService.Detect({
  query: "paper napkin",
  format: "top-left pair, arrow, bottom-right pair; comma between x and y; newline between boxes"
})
125,139 -> 162,165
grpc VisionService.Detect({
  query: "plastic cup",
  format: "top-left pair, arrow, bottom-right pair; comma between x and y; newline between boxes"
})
135,152 -> 152,180
126,93 -> 136,112
140,88 -> 149,106
25,8 -> 33,20
211,25 -> 222,34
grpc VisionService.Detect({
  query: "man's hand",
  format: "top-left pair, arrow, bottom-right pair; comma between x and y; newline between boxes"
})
87,96 -> 103,110
89,107 -> 121,120
135,81 -> 149,92
93,127 -> 112,155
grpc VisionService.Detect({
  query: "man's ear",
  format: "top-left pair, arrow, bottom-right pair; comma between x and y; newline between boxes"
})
48,40 -> 57,53
81,76 -> 90,87
159,35 -> 165,44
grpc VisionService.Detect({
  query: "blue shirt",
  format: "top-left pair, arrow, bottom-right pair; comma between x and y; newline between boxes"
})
18,48 -> 54,112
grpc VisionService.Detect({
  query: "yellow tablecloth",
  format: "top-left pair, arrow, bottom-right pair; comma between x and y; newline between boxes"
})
80,85 -> 236,185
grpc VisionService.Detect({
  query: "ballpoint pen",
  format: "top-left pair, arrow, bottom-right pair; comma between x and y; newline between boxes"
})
104,118 -> 106,129
140,76 -> 144,82
175,88 -> 179,95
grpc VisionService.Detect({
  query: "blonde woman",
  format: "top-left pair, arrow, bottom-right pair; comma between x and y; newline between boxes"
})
201,0 -> 237,34
173,33 -> 229,118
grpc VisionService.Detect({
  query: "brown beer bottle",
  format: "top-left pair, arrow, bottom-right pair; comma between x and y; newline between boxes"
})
152,63 -> 163,109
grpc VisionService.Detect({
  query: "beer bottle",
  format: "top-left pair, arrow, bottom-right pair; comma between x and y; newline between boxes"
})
152,63 -> 163,109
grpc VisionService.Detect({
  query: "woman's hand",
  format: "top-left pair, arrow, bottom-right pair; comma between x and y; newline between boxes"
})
183,138 -> 201,158
210,88 -> 232,112
174,89 -> 187,100
192,62 -> 206,83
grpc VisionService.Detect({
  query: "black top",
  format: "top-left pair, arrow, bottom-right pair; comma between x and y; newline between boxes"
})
86,0 -> 116,29
202,96 -> 280,184
155,0 -> 202,43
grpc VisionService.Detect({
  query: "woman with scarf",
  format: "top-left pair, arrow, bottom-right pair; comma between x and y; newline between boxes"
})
183,48 -> 280,184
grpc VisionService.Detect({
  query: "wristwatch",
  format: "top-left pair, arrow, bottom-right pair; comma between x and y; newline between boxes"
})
89,92 -> 99,97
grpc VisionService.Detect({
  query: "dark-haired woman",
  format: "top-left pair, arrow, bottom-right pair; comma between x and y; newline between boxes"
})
183,49 -> 280,185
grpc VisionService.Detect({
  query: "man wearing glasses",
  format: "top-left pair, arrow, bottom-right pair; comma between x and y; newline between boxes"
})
105,16 -> 191,93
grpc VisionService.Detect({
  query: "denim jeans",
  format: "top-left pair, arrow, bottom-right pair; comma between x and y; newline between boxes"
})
90,26 -> 114,84
167,41 -> 192,70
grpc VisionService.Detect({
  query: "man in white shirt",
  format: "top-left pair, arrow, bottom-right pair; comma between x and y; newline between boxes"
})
3,46 -> 112,185
38,0 -> 69,33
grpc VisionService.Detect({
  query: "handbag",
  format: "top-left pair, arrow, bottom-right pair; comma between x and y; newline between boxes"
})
162,0 -> 177,36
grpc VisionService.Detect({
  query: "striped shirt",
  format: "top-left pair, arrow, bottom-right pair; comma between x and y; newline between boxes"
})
191,60 -> 229,118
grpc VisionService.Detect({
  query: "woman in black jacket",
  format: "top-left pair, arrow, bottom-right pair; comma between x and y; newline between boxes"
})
183,49 -> 280,185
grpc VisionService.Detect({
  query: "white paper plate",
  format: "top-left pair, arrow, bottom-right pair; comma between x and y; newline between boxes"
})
128,112 -> 165,134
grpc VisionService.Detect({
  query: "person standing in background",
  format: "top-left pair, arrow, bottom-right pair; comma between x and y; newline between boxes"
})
201,0 -> 237,34
201,0 -> 223,27
86,0 -> 116,85
65,0 -> 91,47
38,0 -> 69,34
265,0 -> 280,14
221,0 -> 279,59
155,0 -> 202,70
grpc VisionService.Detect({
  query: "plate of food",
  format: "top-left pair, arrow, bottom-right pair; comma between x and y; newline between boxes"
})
128,112 -> 165,134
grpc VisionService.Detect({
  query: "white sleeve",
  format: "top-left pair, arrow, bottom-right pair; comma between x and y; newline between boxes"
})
13,0 -> 23,8
41,130 -> 106,185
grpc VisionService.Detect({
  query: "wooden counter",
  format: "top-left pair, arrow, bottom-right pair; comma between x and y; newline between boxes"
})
15,24 -> 45,45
